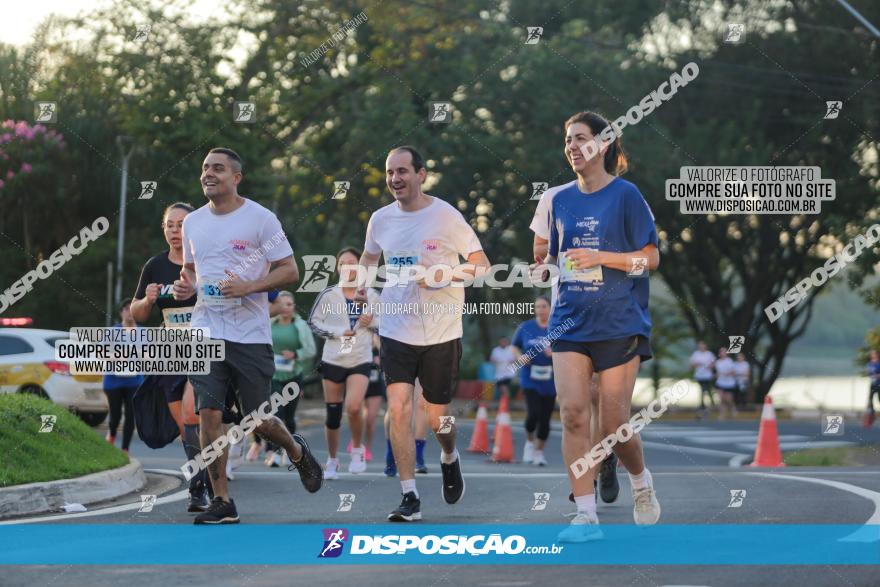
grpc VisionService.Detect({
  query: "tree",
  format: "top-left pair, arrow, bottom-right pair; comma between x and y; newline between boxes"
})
623,0 -> 880,399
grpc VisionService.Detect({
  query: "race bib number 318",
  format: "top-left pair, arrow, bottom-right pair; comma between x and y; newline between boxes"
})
201,280 -> 242,306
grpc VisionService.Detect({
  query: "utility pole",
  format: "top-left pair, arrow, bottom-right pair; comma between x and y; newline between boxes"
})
115,136 -> 135,306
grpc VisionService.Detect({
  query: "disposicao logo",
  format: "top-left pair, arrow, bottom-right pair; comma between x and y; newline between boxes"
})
318,528 -> 348,558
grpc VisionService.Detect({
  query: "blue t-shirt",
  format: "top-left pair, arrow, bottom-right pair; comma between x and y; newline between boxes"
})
103,324 -> 145,390
548,177 -> 658,342
868,360 -> 880,385
512,319 -> 556,395
346,299 -> 363,330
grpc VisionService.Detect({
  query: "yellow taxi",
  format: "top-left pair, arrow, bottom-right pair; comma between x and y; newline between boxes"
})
0,327 -> 108,426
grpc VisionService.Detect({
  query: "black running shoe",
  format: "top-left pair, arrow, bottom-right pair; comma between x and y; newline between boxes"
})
289,433 -> 323,493
187,487 -> 210,513
598,453 -> 620,503
388,491 -> 421,521
193,497 -> 239,524
440,456 -> 465,504
415,463 -> 428,474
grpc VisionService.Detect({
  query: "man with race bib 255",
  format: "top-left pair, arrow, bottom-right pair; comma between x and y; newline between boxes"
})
355,146 -> 490,521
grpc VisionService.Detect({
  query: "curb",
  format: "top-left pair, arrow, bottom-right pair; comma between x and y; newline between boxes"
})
0,458 -> 146,519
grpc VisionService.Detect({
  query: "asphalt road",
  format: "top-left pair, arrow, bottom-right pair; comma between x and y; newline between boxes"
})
3,415 -> 879,587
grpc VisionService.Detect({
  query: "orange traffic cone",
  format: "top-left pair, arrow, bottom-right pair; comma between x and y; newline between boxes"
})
750,396 -> 785,467
467,404 -> 490,453
491,395 -> 514,463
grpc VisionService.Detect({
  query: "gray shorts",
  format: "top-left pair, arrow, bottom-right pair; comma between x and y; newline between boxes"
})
190,341 -> 274,416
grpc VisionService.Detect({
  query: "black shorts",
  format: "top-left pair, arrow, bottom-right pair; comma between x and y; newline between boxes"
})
319,361 -> 372,384
366,367 -> 386,398
551,335 -> 652,372
716,383 -> 738,393
380,336 -> 461,405
190,341 -> 274,416
157,375 -> 187,404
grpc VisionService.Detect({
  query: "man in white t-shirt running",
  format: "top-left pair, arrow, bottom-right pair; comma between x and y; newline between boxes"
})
490,336 -> 517,400
179,147 -> 323,524
355,146 -> 490,521
689,341 -> 716,412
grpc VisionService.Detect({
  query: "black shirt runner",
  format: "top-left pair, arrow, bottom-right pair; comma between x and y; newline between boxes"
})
134,252 -> 197,326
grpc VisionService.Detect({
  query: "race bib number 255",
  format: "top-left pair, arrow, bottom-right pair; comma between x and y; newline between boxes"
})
386,251 -> 420,266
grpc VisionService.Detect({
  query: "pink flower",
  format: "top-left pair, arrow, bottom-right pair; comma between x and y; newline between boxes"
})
1,120 -> 14,129
33,125 -> 45,134
6,170 -> 14,180
0,179 -> 5,189
21,163 -> 32,173
0,134 -> 10,143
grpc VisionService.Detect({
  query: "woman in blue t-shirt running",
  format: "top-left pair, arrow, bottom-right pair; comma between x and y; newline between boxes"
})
511,296 -> 556,466
544,111 -> 661,542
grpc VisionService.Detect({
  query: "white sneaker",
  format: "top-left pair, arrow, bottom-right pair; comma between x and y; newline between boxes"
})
228,439 -> 244,469
264,451 -> 281,468
324,458 -> 340,480
348,448 -> 367,474
522,441 -> 534,463
632,485 -> 661,525
557,512 -> 604,543
225,460 -> 235,481
532,450 -> 547,467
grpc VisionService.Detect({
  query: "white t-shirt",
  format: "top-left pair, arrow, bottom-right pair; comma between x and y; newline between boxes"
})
529,181 -> 575,309
690,350 -> 715,381
308,285 -> 381,368
715,357 -> 736,388
734,360 -> 749,386
364,197 -> 483,346
490,345 -> 517,381
182,198 -> 294,344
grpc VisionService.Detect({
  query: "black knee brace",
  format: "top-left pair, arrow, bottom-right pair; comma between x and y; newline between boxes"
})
326,402 -> 343,430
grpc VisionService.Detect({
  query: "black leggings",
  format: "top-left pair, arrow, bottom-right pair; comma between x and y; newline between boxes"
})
265,378 -> 301,452
183,424 -> 212,496
524,388 -> 556,441
697,379 -> 716,408
869,384 -> 880,411
105,385 -> 136,450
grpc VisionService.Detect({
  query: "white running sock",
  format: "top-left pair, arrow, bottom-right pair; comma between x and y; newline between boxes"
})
628,468 -> 652,490
573,494 -> 598,518
440,448 -> 459,465
401,479 -> 419,498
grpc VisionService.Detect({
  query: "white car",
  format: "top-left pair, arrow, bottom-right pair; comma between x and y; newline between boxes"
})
0,328 -> 108,426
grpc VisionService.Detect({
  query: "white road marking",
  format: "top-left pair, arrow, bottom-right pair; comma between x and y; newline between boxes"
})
641,440 -> 751,467
0,489 -> 189,525
749,472 -> 880,542
5,468 -> 880,526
